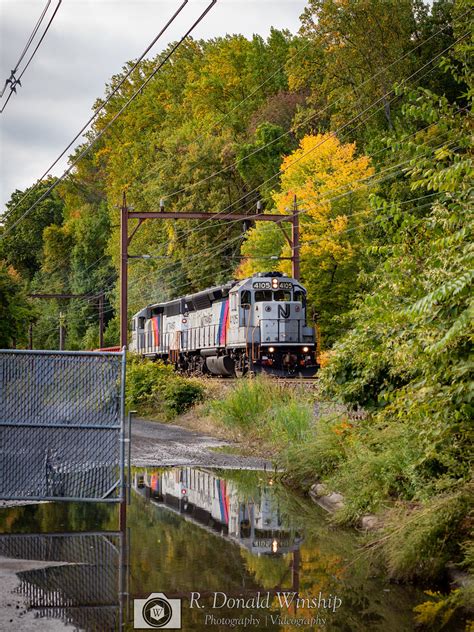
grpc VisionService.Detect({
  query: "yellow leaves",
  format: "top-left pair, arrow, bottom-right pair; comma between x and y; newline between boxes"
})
274,134 -> 373,220
331,215 -> 349,233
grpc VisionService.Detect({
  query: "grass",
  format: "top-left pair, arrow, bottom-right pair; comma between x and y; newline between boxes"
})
209,376 -> 314,448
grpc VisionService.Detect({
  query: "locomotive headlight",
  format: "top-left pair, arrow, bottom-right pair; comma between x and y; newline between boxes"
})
303,346 -> 309,353
271,278 -> 278,289
268,347 -> 275,353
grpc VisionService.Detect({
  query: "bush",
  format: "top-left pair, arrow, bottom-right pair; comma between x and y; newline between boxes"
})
126,354 -> 204,419
125,355 -> 173,410
162,378 -> 204,418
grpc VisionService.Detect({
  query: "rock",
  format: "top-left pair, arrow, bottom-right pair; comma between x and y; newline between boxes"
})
310,483 -> 327,497
360,515 -> 380,530
309,485 -> 345,513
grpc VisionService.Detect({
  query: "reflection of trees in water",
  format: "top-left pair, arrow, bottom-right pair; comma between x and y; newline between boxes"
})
128,496 -> 258,594
269,485 -> 427,631
0,501 -> 116,535
240,547 -> 292,589
0,473 -> 428,631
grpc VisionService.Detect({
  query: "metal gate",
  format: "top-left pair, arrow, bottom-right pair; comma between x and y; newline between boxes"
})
0,349 -> 126,502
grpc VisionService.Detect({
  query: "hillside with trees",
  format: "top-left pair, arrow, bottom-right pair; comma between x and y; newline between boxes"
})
0,1 -> 472,624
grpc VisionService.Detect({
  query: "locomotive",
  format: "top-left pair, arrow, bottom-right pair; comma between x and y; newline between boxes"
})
130,272 -> 317,377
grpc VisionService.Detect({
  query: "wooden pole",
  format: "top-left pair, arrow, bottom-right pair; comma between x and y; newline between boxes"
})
120,192 -> 128,349
292,195 -> 300,280
98,292 -> 104,348
59,311 -> 65,350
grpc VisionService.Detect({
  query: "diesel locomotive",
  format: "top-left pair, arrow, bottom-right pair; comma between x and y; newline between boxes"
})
130,272 -> 317,377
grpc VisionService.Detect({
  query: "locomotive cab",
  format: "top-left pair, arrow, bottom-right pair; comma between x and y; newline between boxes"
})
225,272 -> 317,376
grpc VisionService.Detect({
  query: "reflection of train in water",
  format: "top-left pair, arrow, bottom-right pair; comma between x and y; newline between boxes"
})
130,272 -> 317,377
134,468 -> 302,556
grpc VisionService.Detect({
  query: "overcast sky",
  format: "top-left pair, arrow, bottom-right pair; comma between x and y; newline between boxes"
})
0,0 -> 308,209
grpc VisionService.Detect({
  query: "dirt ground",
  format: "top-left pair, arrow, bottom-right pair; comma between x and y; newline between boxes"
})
131,417 -> 275,470
0,559 -> 71,631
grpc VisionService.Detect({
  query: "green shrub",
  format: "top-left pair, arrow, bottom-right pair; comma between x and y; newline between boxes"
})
126,355 -> 204,419
163,378 -> 204,418
125,355 -> 173,410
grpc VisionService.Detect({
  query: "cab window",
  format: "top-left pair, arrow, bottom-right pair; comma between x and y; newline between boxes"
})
255,290 -> 272,302
241,290 -> 251,308
294,290 -> 305,303
138,317 -> 146,329
273,290 -> 291,302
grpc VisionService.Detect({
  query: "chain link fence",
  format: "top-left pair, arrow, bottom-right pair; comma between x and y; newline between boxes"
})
0,532 -> 125,632
0,350 -> 126,502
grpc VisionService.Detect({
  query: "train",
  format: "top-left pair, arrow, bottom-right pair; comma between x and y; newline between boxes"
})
135,467 -> 303,556
129,271 -> 318,377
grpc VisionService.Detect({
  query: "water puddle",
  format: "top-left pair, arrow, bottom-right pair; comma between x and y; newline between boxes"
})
0,467 -> 458,631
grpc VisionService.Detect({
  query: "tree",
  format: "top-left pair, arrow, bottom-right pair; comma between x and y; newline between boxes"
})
0,263 -> 34,348
239,133 -> 374,344
0,179 -> 64,281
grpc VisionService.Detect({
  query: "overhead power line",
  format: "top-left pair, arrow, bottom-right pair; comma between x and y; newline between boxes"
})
162,31 -> 469,243
1,1 -> 62,114
159,6 -> 472,203
1,0 -> 189,216
0,0 -> 51,97
0,0 -> 217,236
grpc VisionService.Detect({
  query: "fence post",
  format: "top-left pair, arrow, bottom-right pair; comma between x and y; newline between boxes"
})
119,347 -> 127,531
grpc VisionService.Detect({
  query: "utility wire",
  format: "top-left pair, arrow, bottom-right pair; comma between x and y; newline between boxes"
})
12,22 -> 466,324
178,30 -> 470,237
159,7 -> 472,202
0,0 -> 218,237
23,88 -> 461,331
1,0 -> 189,214
35,111 -> 458,315
32,150 -> 461,341
1,1 -> 62,114
34,188 -> 450,342
0,0 -> 51,97
3,3 -> 467,222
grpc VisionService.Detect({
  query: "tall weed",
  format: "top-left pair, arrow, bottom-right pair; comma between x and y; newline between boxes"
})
210,377 -> 312,445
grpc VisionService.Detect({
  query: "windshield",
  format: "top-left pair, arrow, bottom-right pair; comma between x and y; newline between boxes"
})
255,290 -> 292,302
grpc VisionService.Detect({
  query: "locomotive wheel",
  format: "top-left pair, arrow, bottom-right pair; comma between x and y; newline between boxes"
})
234,355 -> 248,378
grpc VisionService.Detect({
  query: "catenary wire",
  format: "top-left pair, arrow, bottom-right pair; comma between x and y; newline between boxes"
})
1,1 -> 62,114
2,5 -> 468,224
33,122 -> 459,319
0,1 -> 189,215
0,0 -> 51,98
159,8 -> 472,202
0,0 -> 217,232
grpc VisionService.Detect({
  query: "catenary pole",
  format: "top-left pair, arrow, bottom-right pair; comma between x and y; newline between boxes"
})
120,193 -> 129,349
